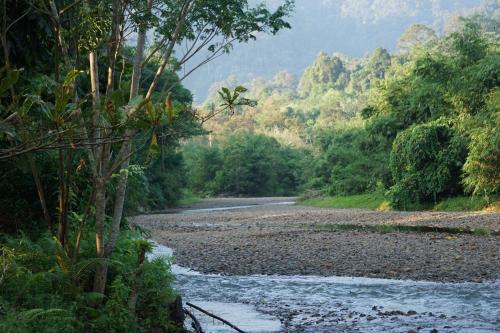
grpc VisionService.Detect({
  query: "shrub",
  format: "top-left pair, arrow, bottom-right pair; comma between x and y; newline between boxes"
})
0,232 -> 179,333
389,121 -> 467,209
462,126 -> 499,199
183,132 -> 307,196
462,92 -> 500,199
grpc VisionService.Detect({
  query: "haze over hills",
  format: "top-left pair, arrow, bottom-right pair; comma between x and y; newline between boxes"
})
181,0 -> 495,102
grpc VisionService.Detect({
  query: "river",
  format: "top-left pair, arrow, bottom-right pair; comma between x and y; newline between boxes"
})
151,242 -> 500,333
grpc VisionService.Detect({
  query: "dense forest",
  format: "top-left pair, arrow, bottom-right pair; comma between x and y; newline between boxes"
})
186,15 -> 499,209
184,0 -> 498,100
0,0 -> 499,332
0,0 -> 292,331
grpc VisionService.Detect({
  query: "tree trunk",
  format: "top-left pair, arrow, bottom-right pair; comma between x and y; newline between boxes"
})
57,148 -> 68,249
128,0 -> 152,99
89,50 -> 101,145
105,146 -> 130,256
106,0 -> 122,96
107,1 -> 191,253
106,0 -> 153,257
92,178 -> 107,294
27,153 -> 51,228
128,244 -> 147,312
48,0 -> 70,81
89,49 -> 109,295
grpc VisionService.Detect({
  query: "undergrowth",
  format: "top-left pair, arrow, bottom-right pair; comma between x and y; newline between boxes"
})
0,230 -> 181,333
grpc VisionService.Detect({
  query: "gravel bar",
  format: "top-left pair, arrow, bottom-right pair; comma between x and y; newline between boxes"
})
132,198 -> 500,282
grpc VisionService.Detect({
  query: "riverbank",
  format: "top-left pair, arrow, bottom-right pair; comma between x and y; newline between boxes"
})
132,198 -> 500,283
301,193 -> 499,212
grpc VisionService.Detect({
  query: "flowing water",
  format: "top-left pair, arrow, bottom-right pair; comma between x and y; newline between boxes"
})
151,242 -> 500,333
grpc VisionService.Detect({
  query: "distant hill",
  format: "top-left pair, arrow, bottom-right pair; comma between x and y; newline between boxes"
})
180,0 -> 493,102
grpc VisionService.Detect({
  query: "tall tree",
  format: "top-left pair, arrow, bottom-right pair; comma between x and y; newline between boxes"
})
0,0 -> 294,295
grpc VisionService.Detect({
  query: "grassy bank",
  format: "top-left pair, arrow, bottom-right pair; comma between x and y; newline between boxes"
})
300,193 -> 390,211
301,193 -> 498,212
178,190 -> 202,206
433,196 -> 497,211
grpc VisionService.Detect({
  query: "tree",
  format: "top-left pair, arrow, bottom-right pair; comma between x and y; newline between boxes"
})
397,24 -> 436,54
298,52 -> 348,96
389,121 -> 467,209
0,0 -> 294,296
349,48 -> 391,92
462,89 -> 500,199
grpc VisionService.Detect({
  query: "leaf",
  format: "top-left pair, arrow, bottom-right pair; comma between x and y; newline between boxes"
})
128,95 -> 144,107
146,101 -> 154,121
73,258 -> 108,281
0,69 -> 20,96
0,121 -> 16,138
234,85 -> 248,93
54,237 -> 70,273
18,308 -> 70,322
151,132 -> 158,147
63,69 -> 82,86
20,95 -> 42,116
82,291 -> 105,303
109,90 -> 125,109
221,87 -> 231,100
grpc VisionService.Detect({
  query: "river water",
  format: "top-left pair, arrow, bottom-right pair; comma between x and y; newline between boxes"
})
150,242 -> 500,333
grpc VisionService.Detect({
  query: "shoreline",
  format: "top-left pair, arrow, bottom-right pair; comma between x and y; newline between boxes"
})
159,246 -> 500,286
133,198 -> 500,283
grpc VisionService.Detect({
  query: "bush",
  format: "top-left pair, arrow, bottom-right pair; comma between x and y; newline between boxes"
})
215,132 -> 282,196
312,126 -> 391,196
389,121 -> 467,209
183,142 -> 223,196
183,132 -> 308,196
0,232 -> 179,333
462,91 -> 500,199
145,149 -> 186,209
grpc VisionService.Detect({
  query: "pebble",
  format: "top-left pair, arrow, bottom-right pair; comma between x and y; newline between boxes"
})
135,200 -> 500,283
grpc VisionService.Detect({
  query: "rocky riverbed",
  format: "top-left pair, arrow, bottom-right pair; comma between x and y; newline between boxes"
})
133,198 -> 500,283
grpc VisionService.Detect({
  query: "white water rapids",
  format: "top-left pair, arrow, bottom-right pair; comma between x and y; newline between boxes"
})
150,242 -> 500,333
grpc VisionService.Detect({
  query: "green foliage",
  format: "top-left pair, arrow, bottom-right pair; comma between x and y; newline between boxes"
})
216,133 -> 279,196
1,1 -> 295,332
302,193 -> 497,213
301,192 -> 389,210
202,48 -> 385,147
298,52 -> 349,97
389,121 -> 467,209
178,189 -> 202,206
433,196 -> 496,212
397,24 -> 436,54
462,90 -> 500,198
0,232 -> 178,333
93,276 -> 138,332
183,132 -> 308,196
183,142 -> 223,196
450,20 -> 490,66
311,126 -> 391,195
196,19 -> 499,210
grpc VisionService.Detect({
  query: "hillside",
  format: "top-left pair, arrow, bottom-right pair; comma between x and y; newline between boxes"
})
183,0 -> 496,101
